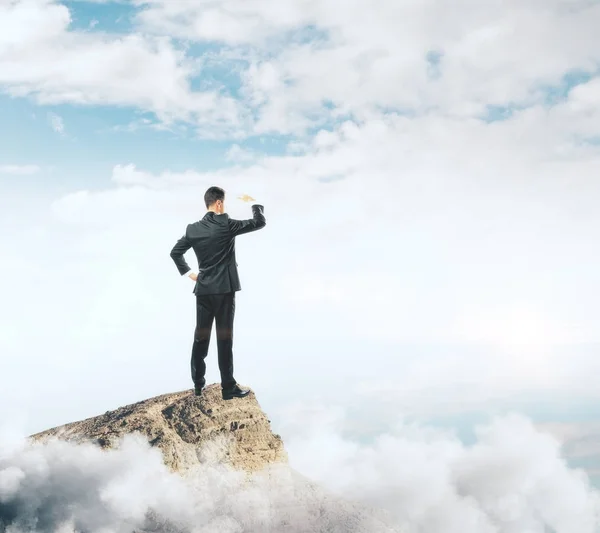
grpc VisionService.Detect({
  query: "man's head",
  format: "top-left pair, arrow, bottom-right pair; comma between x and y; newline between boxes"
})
204,186 -> 225,214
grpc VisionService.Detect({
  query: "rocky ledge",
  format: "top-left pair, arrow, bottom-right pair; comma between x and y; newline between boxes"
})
29,384 -> 287,473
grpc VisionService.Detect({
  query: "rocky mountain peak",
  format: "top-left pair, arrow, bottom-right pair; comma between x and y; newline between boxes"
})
29,384 -> 287,474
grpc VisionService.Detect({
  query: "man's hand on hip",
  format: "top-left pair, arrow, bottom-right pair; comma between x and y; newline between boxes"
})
184,271 -> 198,281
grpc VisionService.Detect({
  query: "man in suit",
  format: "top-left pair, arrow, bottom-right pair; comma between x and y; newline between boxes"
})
170,186 -> 266,400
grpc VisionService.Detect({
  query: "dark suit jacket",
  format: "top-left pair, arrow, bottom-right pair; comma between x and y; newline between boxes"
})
170,204 -> 266,295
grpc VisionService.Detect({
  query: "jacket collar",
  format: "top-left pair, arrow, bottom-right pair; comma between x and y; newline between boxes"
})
202,211 -> 225,219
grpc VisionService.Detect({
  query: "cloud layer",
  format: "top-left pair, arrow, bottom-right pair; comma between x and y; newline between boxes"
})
0,164 -> 40,175
0,0 -> 245,134
135,0 -> 600,133
1,412 -> 599,532
2,0 -> 600,136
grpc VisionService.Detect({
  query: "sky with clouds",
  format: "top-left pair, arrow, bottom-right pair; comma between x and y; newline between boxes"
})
1,0 -> 600,523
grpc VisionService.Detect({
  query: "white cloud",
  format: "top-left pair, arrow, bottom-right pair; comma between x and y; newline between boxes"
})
1,412 -> 599,533
0,164 -> 40,175
133,0 -> 600,134
0,0 -> 246,134
2,0 -> 600,137
0,426 -> 402,532
47,111 -> 65,135
2,0 -> 600,476
280,409 -> 600,532
225,143 -> 257,163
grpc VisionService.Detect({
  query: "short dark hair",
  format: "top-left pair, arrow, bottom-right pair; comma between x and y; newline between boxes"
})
204,186 -> 225,208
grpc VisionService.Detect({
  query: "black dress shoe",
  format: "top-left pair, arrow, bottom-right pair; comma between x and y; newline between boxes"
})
222,385 -> 250,400
194,384 -> 205,396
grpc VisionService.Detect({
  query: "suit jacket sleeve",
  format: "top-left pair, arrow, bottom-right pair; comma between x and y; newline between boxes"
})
228,204 -> 266,237
170,226 -> 193,275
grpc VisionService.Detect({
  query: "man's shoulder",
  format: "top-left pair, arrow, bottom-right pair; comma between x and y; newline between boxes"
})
187,214 -> 230,231
185,220 -> 204,235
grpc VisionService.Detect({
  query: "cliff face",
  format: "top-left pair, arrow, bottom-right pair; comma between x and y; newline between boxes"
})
29,384 -> 287,474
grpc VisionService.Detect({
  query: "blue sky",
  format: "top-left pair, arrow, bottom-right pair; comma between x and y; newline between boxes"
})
0,94 -> 287,182
62,0 -> 139,32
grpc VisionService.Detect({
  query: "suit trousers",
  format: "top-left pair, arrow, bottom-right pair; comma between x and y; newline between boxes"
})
191,292 -> 237,390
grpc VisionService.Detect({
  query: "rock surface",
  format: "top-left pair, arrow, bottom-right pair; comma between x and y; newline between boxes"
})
29,384 -> 287,473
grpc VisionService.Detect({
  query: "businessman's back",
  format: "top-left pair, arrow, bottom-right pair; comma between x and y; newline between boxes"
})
170,186 -> 266,400
170,203 -> 266,295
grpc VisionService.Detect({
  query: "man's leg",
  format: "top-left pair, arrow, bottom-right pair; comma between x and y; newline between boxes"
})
191,295 -> 214,390
213,292 -> 237,391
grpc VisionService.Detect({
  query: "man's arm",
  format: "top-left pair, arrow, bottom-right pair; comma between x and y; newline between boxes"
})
170,230 -> 195,277
228,204 -> 266,237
